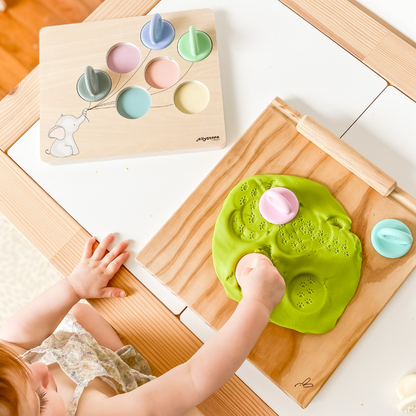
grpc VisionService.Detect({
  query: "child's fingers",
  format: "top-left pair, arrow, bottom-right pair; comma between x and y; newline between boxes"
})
100,286 -> 126,298
102,240 -> 129,267
83,236 -> 96,259
106,251 -> 130,276
237,267 -> 252,287
91,233 -> 115,260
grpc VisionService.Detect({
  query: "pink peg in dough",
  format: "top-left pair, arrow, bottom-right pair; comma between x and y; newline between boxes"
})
259,187 -> 299,225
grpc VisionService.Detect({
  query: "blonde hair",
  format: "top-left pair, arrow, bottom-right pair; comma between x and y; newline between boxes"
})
0,343 -> 30,414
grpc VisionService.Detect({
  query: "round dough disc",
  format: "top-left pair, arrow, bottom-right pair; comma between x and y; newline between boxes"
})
212,175 -> 362,334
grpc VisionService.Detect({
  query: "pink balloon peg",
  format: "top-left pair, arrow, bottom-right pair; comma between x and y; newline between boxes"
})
267,191 -> 292,215
259,187 -> 299,225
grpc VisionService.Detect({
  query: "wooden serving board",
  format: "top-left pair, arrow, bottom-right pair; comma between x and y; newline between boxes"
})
136,97 -> 416,408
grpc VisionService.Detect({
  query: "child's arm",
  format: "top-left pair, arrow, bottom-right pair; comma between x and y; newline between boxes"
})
87,258 -> 286,416
0,234 -> 128,350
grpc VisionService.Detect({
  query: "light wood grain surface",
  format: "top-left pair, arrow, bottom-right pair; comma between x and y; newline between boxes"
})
136,97 -> 416,408
296,115 -> 397,196
279,0 -> 416,102
272,96 -> 398,197
0,151 -> 82,260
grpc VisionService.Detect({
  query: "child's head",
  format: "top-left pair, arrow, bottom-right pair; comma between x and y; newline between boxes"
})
0,344 -> 65,415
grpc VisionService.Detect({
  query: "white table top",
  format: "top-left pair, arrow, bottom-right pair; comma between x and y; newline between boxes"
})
8,0 -> 415,415
342,86 -> 416,198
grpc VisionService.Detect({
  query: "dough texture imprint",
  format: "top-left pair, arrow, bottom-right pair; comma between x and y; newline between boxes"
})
212,175 -> 362,334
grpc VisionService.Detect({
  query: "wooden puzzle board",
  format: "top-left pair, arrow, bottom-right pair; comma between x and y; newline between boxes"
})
3,0 -> 416,155
136,98 -> 416,408
39,9 -> 226,163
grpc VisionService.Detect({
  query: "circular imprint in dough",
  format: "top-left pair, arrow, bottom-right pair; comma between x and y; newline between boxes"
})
211,174 -> 363,334
287,274 -> 325,313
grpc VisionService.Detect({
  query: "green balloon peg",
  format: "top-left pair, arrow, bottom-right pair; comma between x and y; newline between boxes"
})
189,25 -> 199,57
178,25 -> 212,62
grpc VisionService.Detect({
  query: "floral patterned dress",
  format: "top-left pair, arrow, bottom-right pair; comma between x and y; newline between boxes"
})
20,313 -> 156,416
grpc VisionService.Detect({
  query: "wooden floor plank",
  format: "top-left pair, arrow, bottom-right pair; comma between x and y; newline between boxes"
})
0,45 -> 29,93
0,0 -> 104,100
0,10 -> 40,69
6,0 -> 66,38
0,86 -> 8,97
35,0 -> 103,23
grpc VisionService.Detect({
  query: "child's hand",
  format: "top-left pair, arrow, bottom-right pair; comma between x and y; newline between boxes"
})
238,259 -> 286,314
67,234 -> 129,300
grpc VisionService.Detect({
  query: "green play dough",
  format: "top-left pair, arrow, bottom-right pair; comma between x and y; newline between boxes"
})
212,175 -> 362,334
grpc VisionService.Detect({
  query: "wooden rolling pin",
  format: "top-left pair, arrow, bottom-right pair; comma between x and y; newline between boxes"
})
271,98 -> 397,197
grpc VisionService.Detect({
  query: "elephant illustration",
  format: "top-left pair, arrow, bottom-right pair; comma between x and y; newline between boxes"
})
46,109 -> 88,158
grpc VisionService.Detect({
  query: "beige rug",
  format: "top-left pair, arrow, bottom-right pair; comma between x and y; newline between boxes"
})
0,213 -> 62,327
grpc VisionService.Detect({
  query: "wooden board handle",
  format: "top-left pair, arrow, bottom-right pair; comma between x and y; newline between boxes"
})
296,115 -> 397,196
389,186 -> 416,217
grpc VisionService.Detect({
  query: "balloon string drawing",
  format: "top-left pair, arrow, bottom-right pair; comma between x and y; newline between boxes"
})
46,13 -> 213,158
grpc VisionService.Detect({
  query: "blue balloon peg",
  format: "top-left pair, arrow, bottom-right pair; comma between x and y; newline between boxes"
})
371,218 -> 413,258
141,13 -> 175,50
